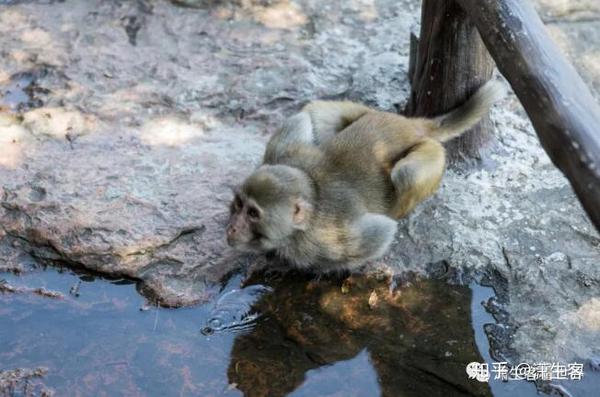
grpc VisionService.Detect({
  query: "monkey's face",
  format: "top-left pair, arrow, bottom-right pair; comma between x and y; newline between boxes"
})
226,169 -> 311,252
226,191 -> 297,252
226,192 -> 264,251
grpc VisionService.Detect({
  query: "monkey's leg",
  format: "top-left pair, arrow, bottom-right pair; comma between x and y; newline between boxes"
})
264,112 -> 315,163
348,213 -> 397,262
302,100 -> 371,144
390,138 -> 446,218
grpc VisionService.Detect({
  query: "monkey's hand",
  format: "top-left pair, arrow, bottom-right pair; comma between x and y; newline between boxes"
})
348,213 -> 397,263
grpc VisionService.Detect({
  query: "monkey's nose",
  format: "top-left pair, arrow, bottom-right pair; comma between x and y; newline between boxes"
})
226,226 -> 237,246
226,226 -> 237,237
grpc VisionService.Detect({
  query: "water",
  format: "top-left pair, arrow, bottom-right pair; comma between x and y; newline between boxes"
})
201,284 -> 273,336
0,266 -> 595,396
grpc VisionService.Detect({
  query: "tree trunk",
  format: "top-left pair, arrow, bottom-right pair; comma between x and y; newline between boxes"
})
455,0 -> 600,231
406,0 -> 495,164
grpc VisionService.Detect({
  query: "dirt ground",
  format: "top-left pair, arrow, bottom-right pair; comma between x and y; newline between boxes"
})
0,0 -> 599,367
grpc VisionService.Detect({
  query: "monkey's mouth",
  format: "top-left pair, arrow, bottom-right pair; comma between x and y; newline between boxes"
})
226,235 -> 242,248
226,236 -> 260,252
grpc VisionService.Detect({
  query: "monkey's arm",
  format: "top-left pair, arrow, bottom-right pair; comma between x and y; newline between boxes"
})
302,100 -> 372,144
390,138 -> 446,218
347,213 -> 397,263
264,112 -> 316,164
265,101 -> 372,163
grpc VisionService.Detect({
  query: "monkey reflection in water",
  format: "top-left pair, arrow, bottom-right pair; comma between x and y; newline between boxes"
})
225,272 -> 491,397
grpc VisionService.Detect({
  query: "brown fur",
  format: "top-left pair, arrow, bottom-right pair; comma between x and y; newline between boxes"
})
227,81 -> 505,271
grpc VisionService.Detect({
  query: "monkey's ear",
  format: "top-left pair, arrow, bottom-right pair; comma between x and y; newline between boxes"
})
292,199 -> 312,229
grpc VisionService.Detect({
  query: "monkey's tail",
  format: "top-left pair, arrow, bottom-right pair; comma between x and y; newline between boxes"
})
427,80 -> 506,142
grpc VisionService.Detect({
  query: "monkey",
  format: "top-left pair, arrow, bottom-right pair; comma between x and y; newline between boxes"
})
226,81 -> 505,272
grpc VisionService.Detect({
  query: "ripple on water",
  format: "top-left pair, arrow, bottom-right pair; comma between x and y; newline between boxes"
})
201,284 -> 273,335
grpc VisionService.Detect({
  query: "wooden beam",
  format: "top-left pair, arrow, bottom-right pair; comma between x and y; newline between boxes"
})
406,0 -> 495,163
456,0 -> 600,230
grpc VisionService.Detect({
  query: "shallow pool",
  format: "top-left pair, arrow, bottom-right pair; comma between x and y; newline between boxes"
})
0,265 -> 593,396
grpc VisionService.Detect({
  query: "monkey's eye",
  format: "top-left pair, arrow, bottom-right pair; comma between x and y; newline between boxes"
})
231,196 -> 243,212
247,207 -> 260,219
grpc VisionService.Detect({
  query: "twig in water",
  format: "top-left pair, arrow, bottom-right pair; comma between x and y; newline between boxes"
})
152,301 -> 159,332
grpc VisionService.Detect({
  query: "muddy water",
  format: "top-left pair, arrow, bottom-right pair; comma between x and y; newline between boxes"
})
0,265 -> 583,397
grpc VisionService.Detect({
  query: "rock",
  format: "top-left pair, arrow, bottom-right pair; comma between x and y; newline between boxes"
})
0,113 -> 31,168
0,367 -> 52,397
22,107 -> 98,140
0,0 -> 599,366
535,0 -> 600,22
0,122 -> 265,306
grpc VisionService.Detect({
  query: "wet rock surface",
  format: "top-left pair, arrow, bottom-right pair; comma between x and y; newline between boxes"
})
0,367 -> 52,397
0,0 -> 599,373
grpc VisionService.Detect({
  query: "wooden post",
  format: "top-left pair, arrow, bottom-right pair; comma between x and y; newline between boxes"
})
455,0 -> 600,231
406,0 -> 495,163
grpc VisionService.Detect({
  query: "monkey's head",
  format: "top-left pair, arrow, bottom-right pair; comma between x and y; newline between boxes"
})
226,165 -> 313,252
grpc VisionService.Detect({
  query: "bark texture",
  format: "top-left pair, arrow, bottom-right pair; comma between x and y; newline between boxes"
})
406,0 -> 495,163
